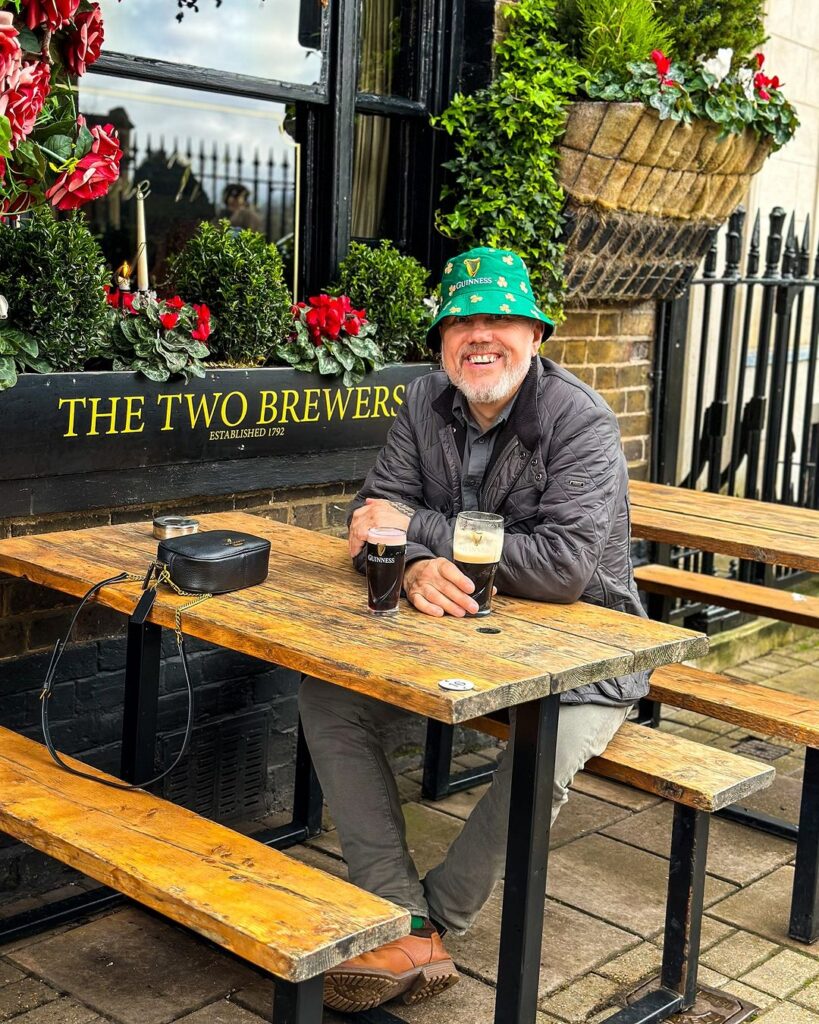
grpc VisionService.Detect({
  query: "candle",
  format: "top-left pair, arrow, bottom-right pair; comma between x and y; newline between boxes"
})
115,262 -> 131,310
135,180 -> 150,292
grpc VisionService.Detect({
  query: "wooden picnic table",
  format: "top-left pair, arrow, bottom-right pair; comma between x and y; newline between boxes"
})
0,511 -> 706,1024
630,480 -> 819,572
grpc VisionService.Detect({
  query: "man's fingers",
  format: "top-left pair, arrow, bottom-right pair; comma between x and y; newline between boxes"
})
407,590 -> 446,617
438,559 -> 476,593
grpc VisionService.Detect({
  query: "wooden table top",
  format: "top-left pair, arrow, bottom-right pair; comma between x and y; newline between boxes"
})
0,512 -> 707,724
630,480 -> 819,573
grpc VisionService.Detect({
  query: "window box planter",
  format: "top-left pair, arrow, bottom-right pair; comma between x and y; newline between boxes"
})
3,364 -> 434,518
559,101 -> 771,304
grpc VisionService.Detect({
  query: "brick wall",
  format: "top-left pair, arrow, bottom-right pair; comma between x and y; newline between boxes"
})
551,304 -> 655,480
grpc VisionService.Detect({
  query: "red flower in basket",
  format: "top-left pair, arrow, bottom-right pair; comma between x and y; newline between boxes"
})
160,311 -> 180,331
25,0 -> 80,32
62,3 -> 104,77
190,303 -> 211,342
164,295 -> 185,310
650,49 -> 677,87
46,119 -> 122,211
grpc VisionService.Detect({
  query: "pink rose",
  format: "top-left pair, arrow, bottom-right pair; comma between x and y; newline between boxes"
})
25,0 -> 80,32
0,60 -> 51,146
46,119 -> 122,210
0,12 -> 21,92
62,2 -> 104,77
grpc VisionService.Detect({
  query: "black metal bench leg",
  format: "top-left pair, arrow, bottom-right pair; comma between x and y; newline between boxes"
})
790,745 -> 819,943
661,805 -> 709,1007
121,588 -> 162,784
272,976 -> 324,1024
255,714 -> 324,850
423,720 -> 455,800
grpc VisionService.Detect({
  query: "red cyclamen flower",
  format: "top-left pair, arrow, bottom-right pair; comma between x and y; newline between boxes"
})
754,70 -> 779,101
62,3 -> 104,77
160,312 -> 180,330
190,303 -> 211,342
0,60 -> 51,146
164,295 -> 185,309
46,118 -> 122,211
650,49 -> 671,77
755,52 -> 765,70
25,0 -> 80,31
0,13 -> 21,93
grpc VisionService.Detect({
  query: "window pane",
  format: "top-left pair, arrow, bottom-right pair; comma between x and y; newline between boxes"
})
352,113 -> 394,240
99,0 -> 323,86
79,74 -> 297,290
357,0 -> 417,98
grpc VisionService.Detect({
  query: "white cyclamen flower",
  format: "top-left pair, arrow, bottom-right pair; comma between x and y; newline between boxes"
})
0,295 -> 7,320
738,66 -> 756,101
700,47 -> 733,85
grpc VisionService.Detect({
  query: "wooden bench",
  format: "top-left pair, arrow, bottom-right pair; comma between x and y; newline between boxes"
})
634,563 -> 819,628
648,664 -> 819,943
448,716 -> 774,1016
0,727 -> 409,1024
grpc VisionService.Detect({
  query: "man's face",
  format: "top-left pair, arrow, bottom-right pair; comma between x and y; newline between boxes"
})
439,314 -> 543,406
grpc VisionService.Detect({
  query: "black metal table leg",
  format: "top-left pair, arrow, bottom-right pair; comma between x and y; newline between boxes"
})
272,976 -> 324,1024
790,745 -> 819,943
254,716 -> 324,850
423,720 -> 455,800
120,587 -> 162,784
495,694 -> 560,1024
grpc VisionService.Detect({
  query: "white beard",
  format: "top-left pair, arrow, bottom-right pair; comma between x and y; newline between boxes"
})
445,350 -> 531,406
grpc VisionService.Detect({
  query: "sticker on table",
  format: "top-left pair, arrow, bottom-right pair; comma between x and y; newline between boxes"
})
438,678 -> 475,691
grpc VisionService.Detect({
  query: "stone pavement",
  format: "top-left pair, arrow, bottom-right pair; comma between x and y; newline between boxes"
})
1,634 -> 818,1024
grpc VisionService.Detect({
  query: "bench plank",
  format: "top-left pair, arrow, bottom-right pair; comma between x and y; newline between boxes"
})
463,718 -> 774,811
650,664 -> 819,748
635,564 -> 819,629
0,728 -> 409,982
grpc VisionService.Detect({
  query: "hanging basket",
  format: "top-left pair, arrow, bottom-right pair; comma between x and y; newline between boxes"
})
558,102 -> 771,304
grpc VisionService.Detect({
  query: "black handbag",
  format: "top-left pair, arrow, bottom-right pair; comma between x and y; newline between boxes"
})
40,529 -> 271,790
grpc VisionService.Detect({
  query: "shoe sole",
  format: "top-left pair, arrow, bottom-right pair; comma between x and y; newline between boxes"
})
323,959 -> 459,1012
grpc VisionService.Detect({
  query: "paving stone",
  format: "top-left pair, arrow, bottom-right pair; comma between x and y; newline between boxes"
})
708,866 -> 819,955
601,804 -> 793,885
0,978 -> 57,1021
7,997 -> 106,1024
753,1002 -> 819,1023
720,978 -> 776,1010
675,726 -> 726,746
758,667 -> 819,698
700,916 -> 736,951
740,949 -> 819,997
422,783 -> 490,821
540,972 -> 621,1022
8,908 -> 257,1024
569,772 -> 662,812
0,963 -> 23,988
701,930 -> 781,978
696,965 -> 729,988
794,978 -> 819,1012
595,942 -> 662,986
443,886 -> 638,996
176,998 -> 264,1023
546,835 -> 736,939
549,793 -> 632,849
713,772 -> 802,825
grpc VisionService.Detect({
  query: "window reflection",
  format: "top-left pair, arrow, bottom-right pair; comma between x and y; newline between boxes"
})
78,75 -> 296,287
357,0 -> 415,97
99,0 -> 323,85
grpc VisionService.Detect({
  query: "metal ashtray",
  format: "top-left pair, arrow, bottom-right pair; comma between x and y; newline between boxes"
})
152,515 -> 200,540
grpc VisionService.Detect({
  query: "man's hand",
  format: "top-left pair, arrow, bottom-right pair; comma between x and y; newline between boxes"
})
404,558 -> 479,617
349,498 -> 411,557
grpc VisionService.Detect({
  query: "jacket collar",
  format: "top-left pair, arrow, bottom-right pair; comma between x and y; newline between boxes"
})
430,357 -> 542,452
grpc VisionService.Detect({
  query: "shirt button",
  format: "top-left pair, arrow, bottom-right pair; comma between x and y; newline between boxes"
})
478,438 -> 485,444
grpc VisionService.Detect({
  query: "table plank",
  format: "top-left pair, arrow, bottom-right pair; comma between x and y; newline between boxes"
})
0,514 -> 706,723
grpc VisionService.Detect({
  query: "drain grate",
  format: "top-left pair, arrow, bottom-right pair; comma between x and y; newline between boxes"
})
730,736 -> 792,762
160,708 -> 270,821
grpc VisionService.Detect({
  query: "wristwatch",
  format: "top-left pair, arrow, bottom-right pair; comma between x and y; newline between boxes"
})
390,500 -> 416,518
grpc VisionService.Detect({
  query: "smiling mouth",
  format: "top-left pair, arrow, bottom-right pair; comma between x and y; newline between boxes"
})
464,353 -> 501,365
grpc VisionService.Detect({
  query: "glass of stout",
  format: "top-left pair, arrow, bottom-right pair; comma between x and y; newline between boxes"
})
452,512 -> 504,616
366,527 -> 407,615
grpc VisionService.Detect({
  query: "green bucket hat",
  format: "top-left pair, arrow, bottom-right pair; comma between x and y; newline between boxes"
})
428,246 -> 555,349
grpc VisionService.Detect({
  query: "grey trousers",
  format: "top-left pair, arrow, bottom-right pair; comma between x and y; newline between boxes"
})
299,677 -> 629,934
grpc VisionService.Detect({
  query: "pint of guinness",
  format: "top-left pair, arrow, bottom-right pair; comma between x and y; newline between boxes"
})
452,512 -> 504,616
366,527 -> 407,615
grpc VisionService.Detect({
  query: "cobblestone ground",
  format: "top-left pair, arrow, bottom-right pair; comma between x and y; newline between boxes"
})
1,634 -> 817,1023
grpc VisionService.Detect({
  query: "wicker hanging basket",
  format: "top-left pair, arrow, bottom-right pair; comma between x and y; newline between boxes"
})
558,102 -> 771,304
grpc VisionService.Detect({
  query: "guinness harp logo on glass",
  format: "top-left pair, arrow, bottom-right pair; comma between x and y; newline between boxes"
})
377,544 -> 386,557
464,258 -> 481,278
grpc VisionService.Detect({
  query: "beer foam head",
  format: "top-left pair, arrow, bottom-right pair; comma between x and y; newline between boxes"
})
453,527 -> 503,563
367,527 -> 406,543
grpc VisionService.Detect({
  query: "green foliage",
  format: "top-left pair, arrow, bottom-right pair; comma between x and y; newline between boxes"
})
333,241 -> 432,363
103,296 -> 211,383
653,0 -> 765,65
587,56 -> 799,149
577,0 -> 671,75
0,208 -> 109,377
435,0 -> 584,319
167,220 -> 292,365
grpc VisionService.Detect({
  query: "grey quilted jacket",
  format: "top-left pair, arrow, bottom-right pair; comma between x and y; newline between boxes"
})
349,356 -> 649,705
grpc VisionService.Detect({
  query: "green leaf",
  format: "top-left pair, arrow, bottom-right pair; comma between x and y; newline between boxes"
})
45,134 -> 74,163
0,357 -> 18,390
0,116 -> 11,159
316,346 -> 343,376
75,124 -> 94,159
16,27 -> 40,53
0,326 -> 39,358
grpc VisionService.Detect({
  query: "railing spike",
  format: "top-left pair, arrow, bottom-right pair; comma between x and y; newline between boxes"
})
764,206 -> 786,277
746,208 -> 761,277
703,229 -> 719,278
782,211 -> 797,279
799,215 -> 811,278
725,207 -> 744,278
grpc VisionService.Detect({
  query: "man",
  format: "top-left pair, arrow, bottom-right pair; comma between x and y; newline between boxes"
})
299,246 -> 648,1013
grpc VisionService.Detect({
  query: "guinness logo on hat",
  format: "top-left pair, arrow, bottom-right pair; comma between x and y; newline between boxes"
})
464,258 -> 481,278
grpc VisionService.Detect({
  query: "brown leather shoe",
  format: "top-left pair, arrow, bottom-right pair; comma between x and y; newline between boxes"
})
323,929 -> 459,1012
